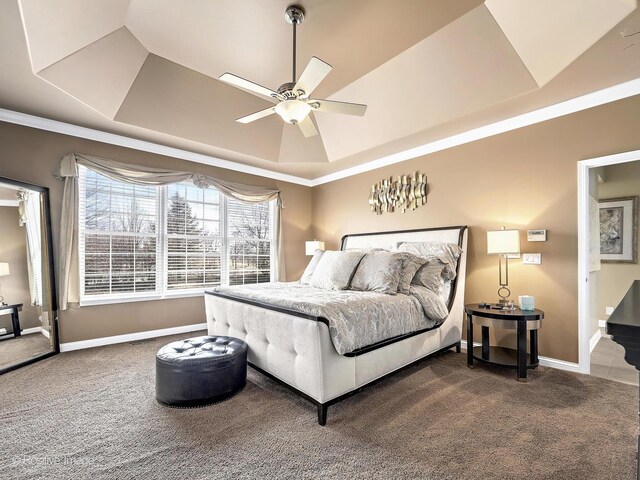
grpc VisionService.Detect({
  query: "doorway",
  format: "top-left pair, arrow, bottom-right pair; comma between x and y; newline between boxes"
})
578,148 -> 640,380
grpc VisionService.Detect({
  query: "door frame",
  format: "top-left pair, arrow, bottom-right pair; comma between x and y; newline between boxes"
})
577,148 -> 640,374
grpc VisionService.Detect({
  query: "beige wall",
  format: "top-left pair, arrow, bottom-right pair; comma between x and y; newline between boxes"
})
312,95 -> 640,363
598,161 -> 640,321
0,205 -> 40,330
0,122 -> 312,343
1,93 -> 639,359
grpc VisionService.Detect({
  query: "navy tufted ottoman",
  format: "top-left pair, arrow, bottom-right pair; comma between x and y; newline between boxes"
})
155,335 -> 247,407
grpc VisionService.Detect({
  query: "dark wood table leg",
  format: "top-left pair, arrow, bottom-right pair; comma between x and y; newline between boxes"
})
517,320 -> 527,381
530,329 -> 538,365
481,326 -> 490,359
11,308 -> 21,337
466,313 -> 473,368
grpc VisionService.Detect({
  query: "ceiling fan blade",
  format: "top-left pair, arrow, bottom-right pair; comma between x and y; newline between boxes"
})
311,99 -> 367,116
293,57 -> 332,98
219,73 -> 279,103
297,115 -> 318,138
237,107 -> 276,124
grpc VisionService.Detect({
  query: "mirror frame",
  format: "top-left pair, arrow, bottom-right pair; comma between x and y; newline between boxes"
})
0,175 -> 59,375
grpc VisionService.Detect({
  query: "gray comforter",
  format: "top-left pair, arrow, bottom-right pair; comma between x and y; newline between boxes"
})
211,282 -> 449,355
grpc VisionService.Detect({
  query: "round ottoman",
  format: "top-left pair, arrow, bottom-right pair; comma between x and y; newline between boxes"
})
155,335 -> 247,407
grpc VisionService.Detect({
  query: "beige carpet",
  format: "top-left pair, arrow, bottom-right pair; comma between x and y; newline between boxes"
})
0,332 -> 51,369
0,332 -> 637,480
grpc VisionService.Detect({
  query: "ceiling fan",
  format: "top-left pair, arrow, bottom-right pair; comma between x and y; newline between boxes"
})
219,5 -> 367,138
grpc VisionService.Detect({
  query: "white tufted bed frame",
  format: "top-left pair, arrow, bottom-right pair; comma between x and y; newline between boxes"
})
205,226 -> 468,425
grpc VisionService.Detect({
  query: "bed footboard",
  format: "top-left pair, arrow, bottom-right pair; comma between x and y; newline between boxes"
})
205,293 -> 356,404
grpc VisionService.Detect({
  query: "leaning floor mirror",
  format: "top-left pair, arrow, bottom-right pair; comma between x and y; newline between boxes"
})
0,176 -> 58,374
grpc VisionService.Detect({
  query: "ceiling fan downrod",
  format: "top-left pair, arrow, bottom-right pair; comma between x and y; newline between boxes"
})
285,5 -> 305,85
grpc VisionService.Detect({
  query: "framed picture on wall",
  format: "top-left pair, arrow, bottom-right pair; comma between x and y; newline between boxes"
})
599,196 -> 638,263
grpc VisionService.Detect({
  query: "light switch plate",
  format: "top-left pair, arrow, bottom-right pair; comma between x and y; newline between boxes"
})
522,253 -> 541,265
605,306 -> 614,315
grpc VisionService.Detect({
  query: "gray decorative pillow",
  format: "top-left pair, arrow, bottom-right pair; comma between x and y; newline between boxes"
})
350,251 -> 405,295
310,251 -> 366,290
300,250 -> 325,285
396,242 -> 462,280
397,253 -> 428,295
413,263 -> 446,294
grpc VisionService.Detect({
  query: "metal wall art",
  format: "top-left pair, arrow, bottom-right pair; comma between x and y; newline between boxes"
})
368,173 -> 427,214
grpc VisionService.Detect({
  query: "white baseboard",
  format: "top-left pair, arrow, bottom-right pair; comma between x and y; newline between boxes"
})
460,340 -> 581,374
21,327 -> 42,335
22,326 -> 51,338
589,329 -> 602,353
538,356 -> 581,373
60,323 -> 207,352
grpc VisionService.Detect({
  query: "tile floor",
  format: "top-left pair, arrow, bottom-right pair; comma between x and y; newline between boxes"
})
590,330 -> 639,386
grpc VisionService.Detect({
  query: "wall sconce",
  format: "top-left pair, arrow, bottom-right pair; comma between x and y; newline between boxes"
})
305,240 -> 325,256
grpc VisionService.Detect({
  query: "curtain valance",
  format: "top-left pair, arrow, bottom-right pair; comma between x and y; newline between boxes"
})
57,153 -> 285,310
58,153 -> 282,206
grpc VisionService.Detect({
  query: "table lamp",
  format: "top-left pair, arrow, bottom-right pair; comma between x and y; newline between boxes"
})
305,240 -> 325,256
487,228 -> 520,304
0,262 -> 9,305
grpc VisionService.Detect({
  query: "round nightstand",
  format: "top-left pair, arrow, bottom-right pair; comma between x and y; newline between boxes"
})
465,303 -> 544,382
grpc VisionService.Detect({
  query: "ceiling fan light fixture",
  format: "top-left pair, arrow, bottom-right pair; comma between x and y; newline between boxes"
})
219,4 -> 366,137
275,99 -> 311,124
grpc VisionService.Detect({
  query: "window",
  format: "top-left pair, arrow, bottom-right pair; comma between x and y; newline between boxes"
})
78,167 -> 274,303
227,198 -> 272,285
166,183 -> 222,290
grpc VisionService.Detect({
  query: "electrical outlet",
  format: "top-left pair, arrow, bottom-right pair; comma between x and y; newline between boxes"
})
522,253 -> 541,265
605,306 -> 614,315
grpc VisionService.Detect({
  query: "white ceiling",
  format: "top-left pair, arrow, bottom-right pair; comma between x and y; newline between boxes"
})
1,0 -> 638,181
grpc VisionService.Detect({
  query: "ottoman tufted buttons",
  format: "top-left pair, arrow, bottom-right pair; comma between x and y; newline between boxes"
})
156,335 -> 248,407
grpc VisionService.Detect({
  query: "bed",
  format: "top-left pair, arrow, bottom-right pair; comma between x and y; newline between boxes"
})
205,226 -> 468,424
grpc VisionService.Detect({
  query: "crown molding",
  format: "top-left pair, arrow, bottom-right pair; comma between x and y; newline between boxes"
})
309,77 -> 640,186
0,108 -> 314,187
1,76 -> 639,188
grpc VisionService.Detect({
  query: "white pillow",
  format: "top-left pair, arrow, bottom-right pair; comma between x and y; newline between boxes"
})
300,250 -> 325,285
310,250 -> 366,290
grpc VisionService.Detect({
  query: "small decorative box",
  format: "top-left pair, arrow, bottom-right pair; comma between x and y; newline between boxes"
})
519,295 -> 535,311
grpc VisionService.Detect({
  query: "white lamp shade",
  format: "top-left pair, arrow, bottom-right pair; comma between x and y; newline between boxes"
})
487,229 -> 520,255
305,240 -> 325,256
0,263 -> 9,276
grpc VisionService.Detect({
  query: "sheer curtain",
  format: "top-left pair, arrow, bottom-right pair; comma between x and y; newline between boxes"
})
57,153 -> 285,310
17,189 -> 43,306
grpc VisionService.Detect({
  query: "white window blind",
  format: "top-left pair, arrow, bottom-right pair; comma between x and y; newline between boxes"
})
78,168 -> 274,304
166,183 -> 222,290
79,167 -> 158,296
227,198 -> 272,285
